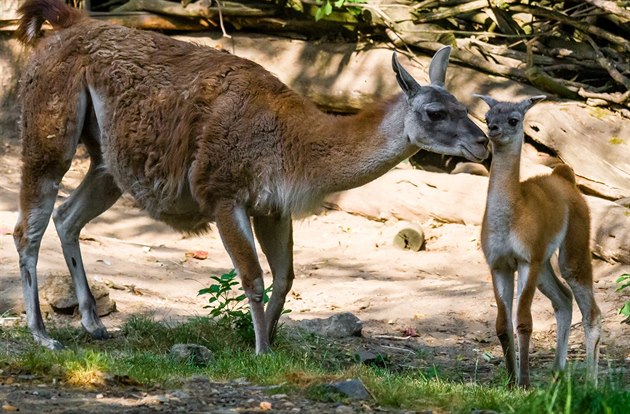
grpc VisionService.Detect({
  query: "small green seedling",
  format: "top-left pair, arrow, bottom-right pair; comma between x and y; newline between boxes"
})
615,273 -> 630,324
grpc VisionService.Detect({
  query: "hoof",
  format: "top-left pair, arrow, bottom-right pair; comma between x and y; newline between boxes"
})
256,343 -> 271,355
82,322 -> 109,340
47,339 -> 64,350
91,327 -> 110,340
35,335 -> 64,350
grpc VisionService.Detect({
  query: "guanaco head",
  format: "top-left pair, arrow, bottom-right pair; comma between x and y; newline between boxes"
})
392,47 -> 489,162
473,94 -> 546,147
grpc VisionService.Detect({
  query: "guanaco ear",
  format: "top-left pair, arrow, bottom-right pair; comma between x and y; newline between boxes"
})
428,45 -> 451,87
473,93 -> 499,108
392,52 -> 421,98
518,95 -> 547,113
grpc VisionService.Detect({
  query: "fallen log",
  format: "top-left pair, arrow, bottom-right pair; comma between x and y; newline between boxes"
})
90,11 -> 209,30
112,0 -> 278,18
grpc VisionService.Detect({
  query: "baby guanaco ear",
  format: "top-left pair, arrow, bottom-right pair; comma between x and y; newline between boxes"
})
473,94 -> 498,109
518,95 -> 546,113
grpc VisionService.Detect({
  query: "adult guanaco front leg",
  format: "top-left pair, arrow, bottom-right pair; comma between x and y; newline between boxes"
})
215,201 -> 269,354
253,215 -> 295,342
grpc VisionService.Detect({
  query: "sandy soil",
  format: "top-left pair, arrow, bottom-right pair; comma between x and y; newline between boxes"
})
1,137 -> 629,411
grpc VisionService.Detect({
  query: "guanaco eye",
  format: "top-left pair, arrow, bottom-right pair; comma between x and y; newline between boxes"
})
427,109 -> 447,122
508,118 -> 519,126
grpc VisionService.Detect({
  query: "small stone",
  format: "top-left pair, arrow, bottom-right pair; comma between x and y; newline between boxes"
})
259,401 -> 272,410
156,395 -> 169,403
297,312 -> 362,338
96,393 -> 104,399
271,393 -> 288,399
2,404 -> 18,411
185,375 -> 212,390
170,344 -> 213,366
139,395 -> 165,405
335,405 -> 354,414
169,390 -> 190,400
328,378 -> 371,400
356,350 -> 378,364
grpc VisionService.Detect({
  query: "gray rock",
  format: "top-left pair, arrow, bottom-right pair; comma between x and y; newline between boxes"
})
40,273 -> 116,316
335,404 -> 355,414
327,379 -> 371,400
356,350 -> 378,364
297,312 -> 362,338
169,390 -> 190,400
170,343 -> 213,366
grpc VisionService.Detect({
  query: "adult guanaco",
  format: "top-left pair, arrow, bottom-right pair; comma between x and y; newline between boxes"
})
13,0 -> 489,353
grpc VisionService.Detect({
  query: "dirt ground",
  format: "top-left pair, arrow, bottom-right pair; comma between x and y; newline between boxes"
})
1,135 -> 629,412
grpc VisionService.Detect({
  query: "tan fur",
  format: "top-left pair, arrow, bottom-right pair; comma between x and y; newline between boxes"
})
477,95 -> 601,388
14,0 -> 489,352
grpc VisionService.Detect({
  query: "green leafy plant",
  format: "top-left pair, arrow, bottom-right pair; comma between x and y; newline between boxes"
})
615,273 -> 630,324
198,269 -> 279,339
313,0 -> 364,22
198,270 -> 265,325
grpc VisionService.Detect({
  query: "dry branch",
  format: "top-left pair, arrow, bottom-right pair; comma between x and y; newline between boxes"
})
508,3 -> 630,52
584,35 -> 630,91
583,0 -> 630,23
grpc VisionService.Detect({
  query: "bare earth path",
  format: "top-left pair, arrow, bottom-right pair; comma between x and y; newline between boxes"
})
1,138 -> 629,412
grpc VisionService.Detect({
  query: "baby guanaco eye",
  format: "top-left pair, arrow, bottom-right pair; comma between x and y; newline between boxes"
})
427,109 -> 447,122
508,118 -> 519,126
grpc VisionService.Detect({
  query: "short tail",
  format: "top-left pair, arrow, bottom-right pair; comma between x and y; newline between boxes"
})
16,0 -> 85,45
552,163 -> 576,185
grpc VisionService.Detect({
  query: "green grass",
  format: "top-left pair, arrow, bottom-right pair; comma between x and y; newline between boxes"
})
1,316 -> 628,413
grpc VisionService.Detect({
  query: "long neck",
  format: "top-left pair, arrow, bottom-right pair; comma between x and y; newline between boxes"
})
486,133 -> 524,210
293,94 -> 418,193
